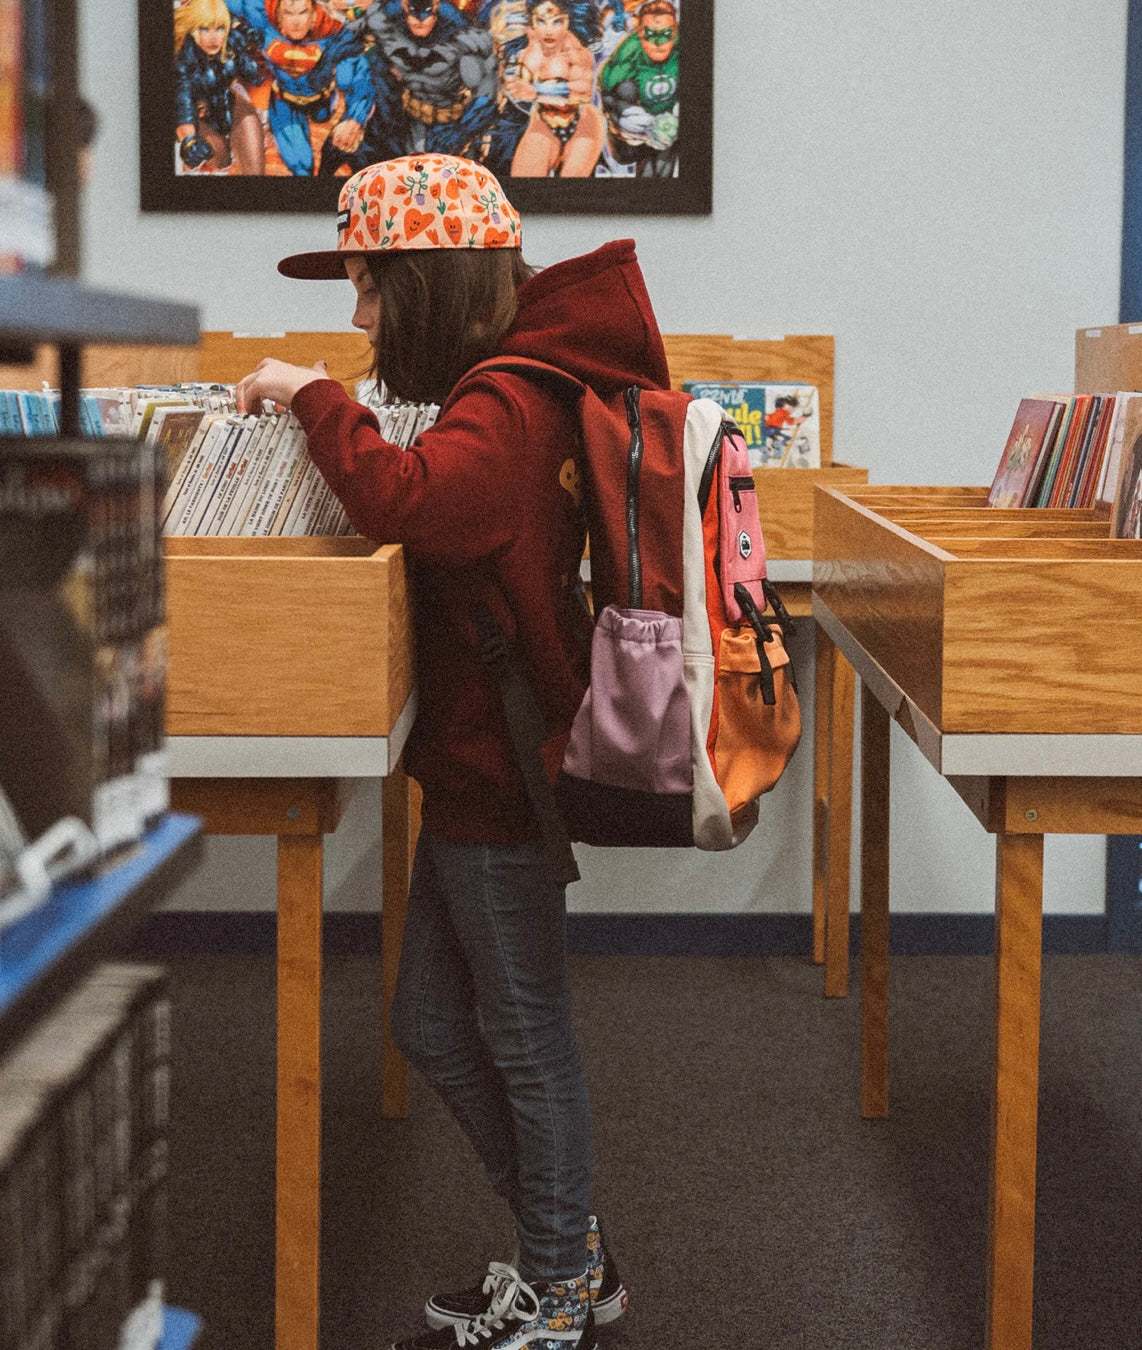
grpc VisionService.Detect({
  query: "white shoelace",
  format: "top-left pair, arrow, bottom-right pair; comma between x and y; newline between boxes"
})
450,1263 -> 542,1347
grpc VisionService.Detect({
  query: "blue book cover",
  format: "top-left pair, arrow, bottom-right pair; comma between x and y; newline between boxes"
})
682,380 -> 821,468
15,391 -> 53,437
0,392 -> 24,435
79,394 -> 103,438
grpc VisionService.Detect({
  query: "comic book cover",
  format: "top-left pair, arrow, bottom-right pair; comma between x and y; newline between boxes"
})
986,398 -> 1063,508
1111,396 -> 1142,538
682,381 -> 821,469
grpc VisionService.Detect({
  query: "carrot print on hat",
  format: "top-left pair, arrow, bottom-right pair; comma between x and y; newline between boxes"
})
277,153 -> 522,280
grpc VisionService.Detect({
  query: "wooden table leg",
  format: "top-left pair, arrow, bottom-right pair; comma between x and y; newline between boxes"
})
812,624 -> 834,966
275,833 -> 324,1350
825,647 -> 856,997
985,831 -> 1044,1350
860,686 -> 890,1118
380,767 -> 418,1120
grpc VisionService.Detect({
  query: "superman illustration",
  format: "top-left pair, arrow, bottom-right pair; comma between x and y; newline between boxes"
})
228,0 -> 373,175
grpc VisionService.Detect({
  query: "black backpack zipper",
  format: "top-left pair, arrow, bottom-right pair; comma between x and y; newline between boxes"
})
624,385 -> 644,608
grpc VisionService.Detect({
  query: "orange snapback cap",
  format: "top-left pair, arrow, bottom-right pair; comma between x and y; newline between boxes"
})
277,154 -> 523,280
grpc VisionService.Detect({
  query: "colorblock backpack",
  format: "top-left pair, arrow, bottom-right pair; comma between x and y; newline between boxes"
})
467,359 -> 802,884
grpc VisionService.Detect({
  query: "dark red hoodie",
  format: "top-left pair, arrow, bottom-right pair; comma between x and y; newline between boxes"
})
291,238 -> 670,843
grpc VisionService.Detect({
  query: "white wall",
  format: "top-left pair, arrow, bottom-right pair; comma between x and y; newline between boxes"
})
79,1 -> 1128,916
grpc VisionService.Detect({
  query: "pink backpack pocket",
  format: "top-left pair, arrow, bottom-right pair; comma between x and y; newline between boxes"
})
562,604 -> 691,795
716,422 -> 767,623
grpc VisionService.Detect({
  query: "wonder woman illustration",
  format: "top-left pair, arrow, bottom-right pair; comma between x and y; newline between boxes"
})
500,0 -> 604,177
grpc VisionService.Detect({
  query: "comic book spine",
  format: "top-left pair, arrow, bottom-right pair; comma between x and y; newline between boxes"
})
244,419 -> 303,536
203,414 -> 257,535
268,439 -> 315,536
166,416 -> 227,536
278,453 -> 322,535
220,412 -> 279,536
184,416 -> 245,535
159,412 -> 213,529
173,417 -> 235,537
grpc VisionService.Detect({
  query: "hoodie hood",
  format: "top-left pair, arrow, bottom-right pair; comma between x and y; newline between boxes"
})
500,239 -> 671,396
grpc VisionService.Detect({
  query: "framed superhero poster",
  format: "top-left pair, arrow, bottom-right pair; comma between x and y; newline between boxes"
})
138,0 -> 713,214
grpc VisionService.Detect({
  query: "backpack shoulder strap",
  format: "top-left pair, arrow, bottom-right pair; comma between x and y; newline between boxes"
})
452,356 -> 587,408
471,601 -> 581,887
456,355 -> 585,887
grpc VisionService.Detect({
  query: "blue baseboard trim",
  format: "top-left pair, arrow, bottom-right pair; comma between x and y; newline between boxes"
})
131,910 -> 1112,958
1106,836 -> 1142,954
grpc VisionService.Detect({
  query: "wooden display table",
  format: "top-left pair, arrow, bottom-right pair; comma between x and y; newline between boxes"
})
810,484 -> 991,993
164,535 -> 415,1350
812,485 -> 1142,1350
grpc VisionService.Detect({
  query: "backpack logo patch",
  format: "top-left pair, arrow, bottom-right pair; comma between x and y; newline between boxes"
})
559,457 -> 582,505
738,530 -> 752,559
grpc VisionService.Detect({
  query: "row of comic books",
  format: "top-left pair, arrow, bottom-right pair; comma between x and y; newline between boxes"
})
0,963 -> 170,1350
0,388 -> 62,435
0,377 -> 424,536
0,433 -> 167,881
159,388 -> 440,538
986,392 -> 1142,534
680,381 -> 822,470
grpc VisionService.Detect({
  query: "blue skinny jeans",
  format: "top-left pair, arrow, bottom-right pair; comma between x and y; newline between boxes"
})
389,830 -> 593,1282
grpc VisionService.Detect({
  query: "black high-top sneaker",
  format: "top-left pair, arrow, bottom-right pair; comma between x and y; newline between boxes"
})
424,1216 -> 627,1330
585,1217 -> 629,1325
392,1267 -> 597,1350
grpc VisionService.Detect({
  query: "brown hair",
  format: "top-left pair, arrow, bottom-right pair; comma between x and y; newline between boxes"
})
365,248 -> 537,404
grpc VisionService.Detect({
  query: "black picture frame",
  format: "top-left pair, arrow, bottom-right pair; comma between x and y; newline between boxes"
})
138,2 -> 712,216
1124,0 -> 1142,319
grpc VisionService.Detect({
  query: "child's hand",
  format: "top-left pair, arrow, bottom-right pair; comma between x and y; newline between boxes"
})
234,358 -> 328,413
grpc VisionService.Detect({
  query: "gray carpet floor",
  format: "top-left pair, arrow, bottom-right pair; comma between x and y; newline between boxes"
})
159,951 -> 1142,1349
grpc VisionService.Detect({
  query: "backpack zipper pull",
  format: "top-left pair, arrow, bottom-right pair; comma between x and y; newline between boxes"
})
762,577 -> 794,635
729,474 -> 753,512
733,581 -> 778,706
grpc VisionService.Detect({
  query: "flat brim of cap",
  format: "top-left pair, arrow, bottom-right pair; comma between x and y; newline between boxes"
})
277,249 -> 359,280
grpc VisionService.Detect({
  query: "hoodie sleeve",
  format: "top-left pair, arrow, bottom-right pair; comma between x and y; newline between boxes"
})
290,376 -> 535,564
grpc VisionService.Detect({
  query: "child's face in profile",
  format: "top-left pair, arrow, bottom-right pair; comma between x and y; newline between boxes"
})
345,256 -> 382,347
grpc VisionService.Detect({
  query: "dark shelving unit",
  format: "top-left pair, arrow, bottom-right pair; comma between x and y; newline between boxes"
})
0,813 -> 204,1058
0,274 -> 199,351
0,0 -> 208,1337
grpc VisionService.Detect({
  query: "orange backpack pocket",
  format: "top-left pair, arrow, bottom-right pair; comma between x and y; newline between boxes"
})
712,624 -> 802,811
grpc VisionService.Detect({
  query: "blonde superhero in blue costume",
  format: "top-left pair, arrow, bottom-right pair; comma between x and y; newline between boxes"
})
227,0 -> 373,175
173,0 -> 265,174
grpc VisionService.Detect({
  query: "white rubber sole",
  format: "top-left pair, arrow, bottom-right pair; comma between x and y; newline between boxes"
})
592,1282 -> 629,1325
426,1283 -> 627,1333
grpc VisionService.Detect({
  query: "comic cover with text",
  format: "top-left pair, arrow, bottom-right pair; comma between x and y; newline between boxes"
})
682,381 -> 820,468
